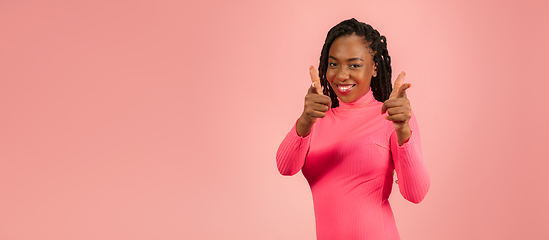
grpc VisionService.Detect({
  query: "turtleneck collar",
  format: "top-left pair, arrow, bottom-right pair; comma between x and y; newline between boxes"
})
336,88 -> 376,111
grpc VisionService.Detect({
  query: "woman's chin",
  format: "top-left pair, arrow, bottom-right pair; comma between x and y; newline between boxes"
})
336,93 -> 363,103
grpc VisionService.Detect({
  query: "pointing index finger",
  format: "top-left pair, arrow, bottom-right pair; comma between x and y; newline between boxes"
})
397,83 -> 411,98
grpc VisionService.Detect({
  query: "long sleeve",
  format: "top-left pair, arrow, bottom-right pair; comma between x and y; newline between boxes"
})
276,121 -> 312,176
390,111 -> 430,204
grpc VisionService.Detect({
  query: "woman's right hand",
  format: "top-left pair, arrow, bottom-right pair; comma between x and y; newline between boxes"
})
296,66 -> 332,137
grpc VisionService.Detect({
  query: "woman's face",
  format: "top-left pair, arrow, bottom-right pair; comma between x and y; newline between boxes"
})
326,34 -> 377,103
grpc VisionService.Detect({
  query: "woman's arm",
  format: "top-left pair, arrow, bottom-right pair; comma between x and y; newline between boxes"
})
276,121 -> 312,176
276,66 -> 330,176
390,112 -> 430,203
382,72 -> 430,203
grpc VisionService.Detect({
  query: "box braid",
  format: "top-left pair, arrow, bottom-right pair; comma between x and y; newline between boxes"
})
318,18 -> 392,108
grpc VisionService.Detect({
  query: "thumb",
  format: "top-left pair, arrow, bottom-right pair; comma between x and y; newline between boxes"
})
309,66 -> 323,95
389,71 -> 406,99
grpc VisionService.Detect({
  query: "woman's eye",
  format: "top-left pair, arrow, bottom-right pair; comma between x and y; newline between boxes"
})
350,64 -> 362,68
329,62 -> 337,67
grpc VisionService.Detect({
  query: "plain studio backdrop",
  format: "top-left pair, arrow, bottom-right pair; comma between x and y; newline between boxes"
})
1,0 -> 548,239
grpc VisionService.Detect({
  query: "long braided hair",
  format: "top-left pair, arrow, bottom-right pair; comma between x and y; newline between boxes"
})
319,18 -> 392,108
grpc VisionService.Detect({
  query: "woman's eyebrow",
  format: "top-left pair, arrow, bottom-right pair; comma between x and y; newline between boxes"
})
329,56 -> 363,61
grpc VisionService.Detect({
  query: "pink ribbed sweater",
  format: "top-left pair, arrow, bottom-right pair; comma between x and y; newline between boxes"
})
276,89 -> 430,240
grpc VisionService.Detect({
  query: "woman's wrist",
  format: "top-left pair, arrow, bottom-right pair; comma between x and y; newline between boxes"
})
396,124 -> 411,146
296,116 -> 314,137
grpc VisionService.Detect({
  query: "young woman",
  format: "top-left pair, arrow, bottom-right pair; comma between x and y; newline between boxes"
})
276,18 -> 430,240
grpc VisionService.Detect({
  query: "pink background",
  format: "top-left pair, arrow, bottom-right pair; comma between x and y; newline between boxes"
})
1,0 -> 548,239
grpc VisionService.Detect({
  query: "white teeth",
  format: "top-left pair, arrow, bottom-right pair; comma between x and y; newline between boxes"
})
337,85 -> 354,92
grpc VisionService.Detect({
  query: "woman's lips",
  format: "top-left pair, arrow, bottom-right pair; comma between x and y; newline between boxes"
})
336,84 -> 355,93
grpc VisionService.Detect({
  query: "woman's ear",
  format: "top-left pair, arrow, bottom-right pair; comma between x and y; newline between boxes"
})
372,63 -> 378,77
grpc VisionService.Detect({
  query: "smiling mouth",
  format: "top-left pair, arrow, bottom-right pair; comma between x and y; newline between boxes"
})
336,84 -> 355,93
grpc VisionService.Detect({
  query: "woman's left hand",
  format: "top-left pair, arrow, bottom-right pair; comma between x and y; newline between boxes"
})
381,72 -> 412,146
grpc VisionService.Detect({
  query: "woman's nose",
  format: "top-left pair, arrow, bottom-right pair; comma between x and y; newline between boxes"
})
336,67 -> 349,81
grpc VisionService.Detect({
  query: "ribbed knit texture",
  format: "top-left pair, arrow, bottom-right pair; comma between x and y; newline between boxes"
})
276,89 -> 430,240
